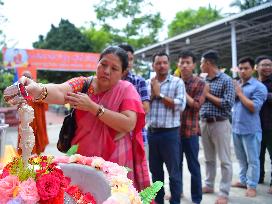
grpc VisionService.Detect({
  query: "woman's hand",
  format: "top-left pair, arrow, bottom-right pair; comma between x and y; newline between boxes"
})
19,76 -> 42,99
64,92 -> 94,111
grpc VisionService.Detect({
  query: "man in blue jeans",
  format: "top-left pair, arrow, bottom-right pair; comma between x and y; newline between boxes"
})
232,57 -> 267,197
177,50 -> 207,204
147,52 -> 186,204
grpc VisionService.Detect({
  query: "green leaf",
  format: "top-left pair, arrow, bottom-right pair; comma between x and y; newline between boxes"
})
140,181 -> 163,204
66,144 -> 79,156
125,167 -> 132,172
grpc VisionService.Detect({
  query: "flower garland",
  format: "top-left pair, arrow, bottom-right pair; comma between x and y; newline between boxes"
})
53,154 -> 143,204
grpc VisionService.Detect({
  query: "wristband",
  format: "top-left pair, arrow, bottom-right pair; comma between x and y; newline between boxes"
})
34,83 -> 48,102
96,105 -> 105,117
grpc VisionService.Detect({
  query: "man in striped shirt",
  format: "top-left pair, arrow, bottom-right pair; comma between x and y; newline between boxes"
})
147,52 -> 186,204
118,44 -> 150,144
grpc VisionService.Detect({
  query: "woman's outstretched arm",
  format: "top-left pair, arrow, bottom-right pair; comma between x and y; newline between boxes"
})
20,76 -> 73,105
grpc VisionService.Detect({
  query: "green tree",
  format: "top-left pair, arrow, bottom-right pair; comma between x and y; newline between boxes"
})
82,27 -> 112,53
230,0 -> 271,11
0,70 -> 14,106
93,0 -> 163,49
0,0 -> 6,48
168,6 -> 222,37
33,19 -> 92,52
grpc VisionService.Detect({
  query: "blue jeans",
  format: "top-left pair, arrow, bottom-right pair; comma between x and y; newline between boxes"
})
181,135 -> 202,204
233,132 -> 262,189
259,130 -> 272,185
148,127 -> 182,204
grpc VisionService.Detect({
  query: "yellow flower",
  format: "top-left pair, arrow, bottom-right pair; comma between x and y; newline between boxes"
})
13,186 -> 19,198
33,157 -> 41,164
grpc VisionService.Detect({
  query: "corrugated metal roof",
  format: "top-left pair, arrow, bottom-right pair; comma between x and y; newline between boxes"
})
135,2 -> 272,68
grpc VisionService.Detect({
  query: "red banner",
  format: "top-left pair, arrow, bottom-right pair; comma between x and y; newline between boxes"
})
2,48 -> 99,81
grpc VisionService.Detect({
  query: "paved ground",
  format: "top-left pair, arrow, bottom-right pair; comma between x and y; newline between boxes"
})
1,111 -> 272,203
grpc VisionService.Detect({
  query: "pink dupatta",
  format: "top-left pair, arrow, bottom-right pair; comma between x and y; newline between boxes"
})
72,80 -> 150,191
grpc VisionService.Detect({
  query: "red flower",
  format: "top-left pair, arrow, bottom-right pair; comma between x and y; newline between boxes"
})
66,185 -> 79,195
39,188 -> 64,204
36,173 -> 61,201
1,168 -> 10,178
40,162 -> 48,168
35,168 -> 47,178
66,185 -> 82,200
50,168 -> 70,188
84,192 -> 96,204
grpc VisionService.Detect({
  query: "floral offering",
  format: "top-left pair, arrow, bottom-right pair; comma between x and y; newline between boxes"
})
0,153 -> 162,204
0,155 -> 95,204
54,154 -> 142,204
0,156 -> 69,203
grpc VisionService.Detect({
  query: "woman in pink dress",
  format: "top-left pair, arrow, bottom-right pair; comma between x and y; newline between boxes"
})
20,46 -> 150,191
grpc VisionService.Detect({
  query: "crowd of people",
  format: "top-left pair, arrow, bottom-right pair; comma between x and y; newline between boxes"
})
19,44 -> 272,204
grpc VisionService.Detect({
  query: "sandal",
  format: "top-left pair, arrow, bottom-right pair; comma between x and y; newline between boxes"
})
245,188 -> 256,197
215,196 -> 228,204
202,186 -> 214,194
231,181 -> 247,189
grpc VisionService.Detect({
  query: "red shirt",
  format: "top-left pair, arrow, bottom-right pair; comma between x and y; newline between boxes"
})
180,76 -> 206,137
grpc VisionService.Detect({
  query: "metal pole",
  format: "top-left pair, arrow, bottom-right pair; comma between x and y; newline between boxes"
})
231,22 -> 237,78
165,44 -> 169,55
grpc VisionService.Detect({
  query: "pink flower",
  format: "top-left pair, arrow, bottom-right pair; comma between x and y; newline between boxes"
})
0,175 -> 20,203
103,196 -> 123,204
19,178 -> 40,204
53,156 -> 70,164
101,161 -> 127,177
77,156 -> 93,165
36,173 -> 61,201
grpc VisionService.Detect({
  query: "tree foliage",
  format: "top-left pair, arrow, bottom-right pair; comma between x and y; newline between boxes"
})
168,6 -> 222,37
93,0 -> 163,49
33,19 -> 92,52
0,69 -> 14,106
230,0 -> 271,11
0,0 -> 6,48
82,27 -> 112,53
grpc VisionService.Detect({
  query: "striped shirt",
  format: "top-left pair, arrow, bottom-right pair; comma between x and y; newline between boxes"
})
200,72 -> 235,119
147,74 -> 186,128
124,71 -> 150,102
124,71 -> 150,143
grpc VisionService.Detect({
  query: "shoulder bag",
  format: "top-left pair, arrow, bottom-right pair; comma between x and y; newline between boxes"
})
57,77 -> 92,153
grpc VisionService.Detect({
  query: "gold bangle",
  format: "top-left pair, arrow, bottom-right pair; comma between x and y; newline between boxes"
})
34,83 -> 48,102
96,105 -> 105,117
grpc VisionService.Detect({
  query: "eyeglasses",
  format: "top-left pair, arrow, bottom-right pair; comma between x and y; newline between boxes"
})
259,63 -> 272,68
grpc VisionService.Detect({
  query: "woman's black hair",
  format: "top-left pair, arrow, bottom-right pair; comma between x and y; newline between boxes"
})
99,46 -> 129,72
